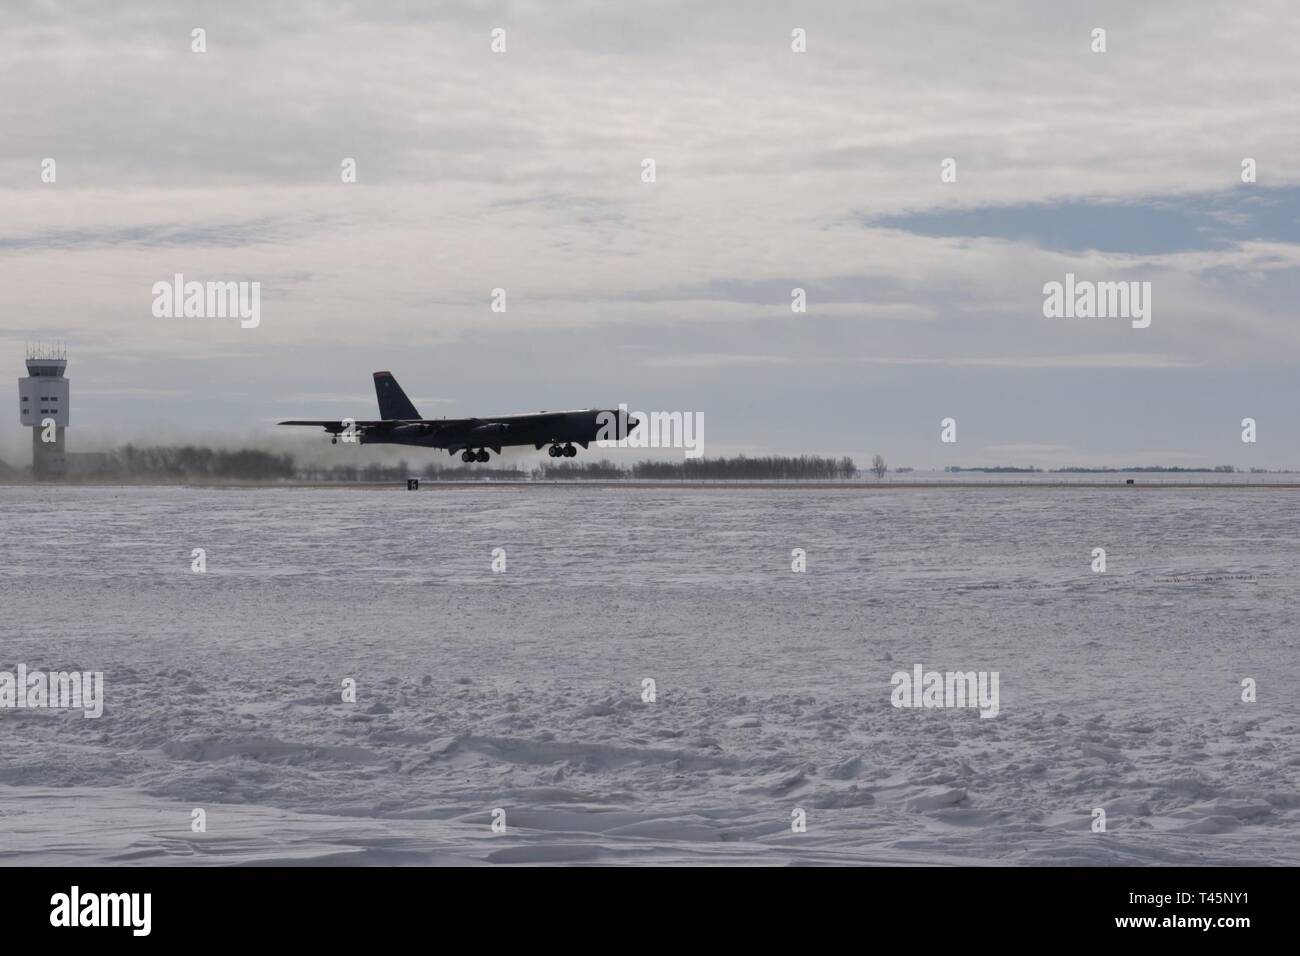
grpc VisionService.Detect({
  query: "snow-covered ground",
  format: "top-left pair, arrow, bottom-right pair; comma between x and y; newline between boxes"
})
1,485 -> 1296,865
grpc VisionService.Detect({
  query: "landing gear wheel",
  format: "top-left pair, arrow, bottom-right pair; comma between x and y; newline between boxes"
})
563,444 -> 577,458
476,449 -> 490,463
331,437 -> 338,445
461,450 -> 474,463
548,444 -> 560,458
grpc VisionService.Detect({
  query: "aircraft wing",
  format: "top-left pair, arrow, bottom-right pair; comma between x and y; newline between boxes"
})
278,419 -> 398,434
278,419 -> 477,434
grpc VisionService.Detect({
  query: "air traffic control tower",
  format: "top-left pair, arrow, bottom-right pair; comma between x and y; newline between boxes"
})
18,344 -> 69,479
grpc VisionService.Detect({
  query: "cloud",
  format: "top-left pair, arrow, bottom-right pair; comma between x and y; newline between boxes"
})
2,0 -> 1299,466
869,187 -> 1300,254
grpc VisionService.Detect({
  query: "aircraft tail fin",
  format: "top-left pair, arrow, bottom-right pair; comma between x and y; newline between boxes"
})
372,371 -> 421,420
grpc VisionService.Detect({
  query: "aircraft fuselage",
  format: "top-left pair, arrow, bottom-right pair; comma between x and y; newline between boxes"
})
280,372 -> 637,462
366,409 -> 613,453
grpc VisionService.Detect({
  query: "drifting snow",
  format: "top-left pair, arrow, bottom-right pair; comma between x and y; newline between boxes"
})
1,485 -> 1296,864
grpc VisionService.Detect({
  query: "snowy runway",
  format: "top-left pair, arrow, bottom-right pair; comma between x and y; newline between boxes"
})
2,485 -> 1296,865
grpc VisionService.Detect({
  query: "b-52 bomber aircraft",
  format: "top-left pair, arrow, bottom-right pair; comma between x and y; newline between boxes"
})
280,371 -> 638,462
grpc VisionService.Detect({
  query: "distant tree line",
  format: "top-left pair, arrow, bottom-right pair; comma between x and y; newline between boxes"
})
305,455 -> 858,482
631,455 -> 857,480
101,444 -> 295,480
945,466 -> 1040,473
297,461 -> 528,482
946,465 -> 1244,474
534,459 -> 626,479
1051,465 -> 1237,473
72,447 -> 860,482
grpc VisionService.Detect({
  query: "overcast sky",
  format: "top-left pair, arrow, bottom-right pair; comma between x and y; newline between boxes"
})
3,0 -> 1299,468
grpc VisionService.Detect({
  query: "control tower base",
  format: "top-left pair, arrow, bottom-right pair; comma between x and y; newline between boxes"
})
32,426 -> 67,480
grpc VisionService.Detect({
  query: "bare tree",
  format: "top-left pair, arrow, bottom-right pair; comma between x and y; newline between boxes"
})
632,455 -> 853,480
871,454 -> 887,479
